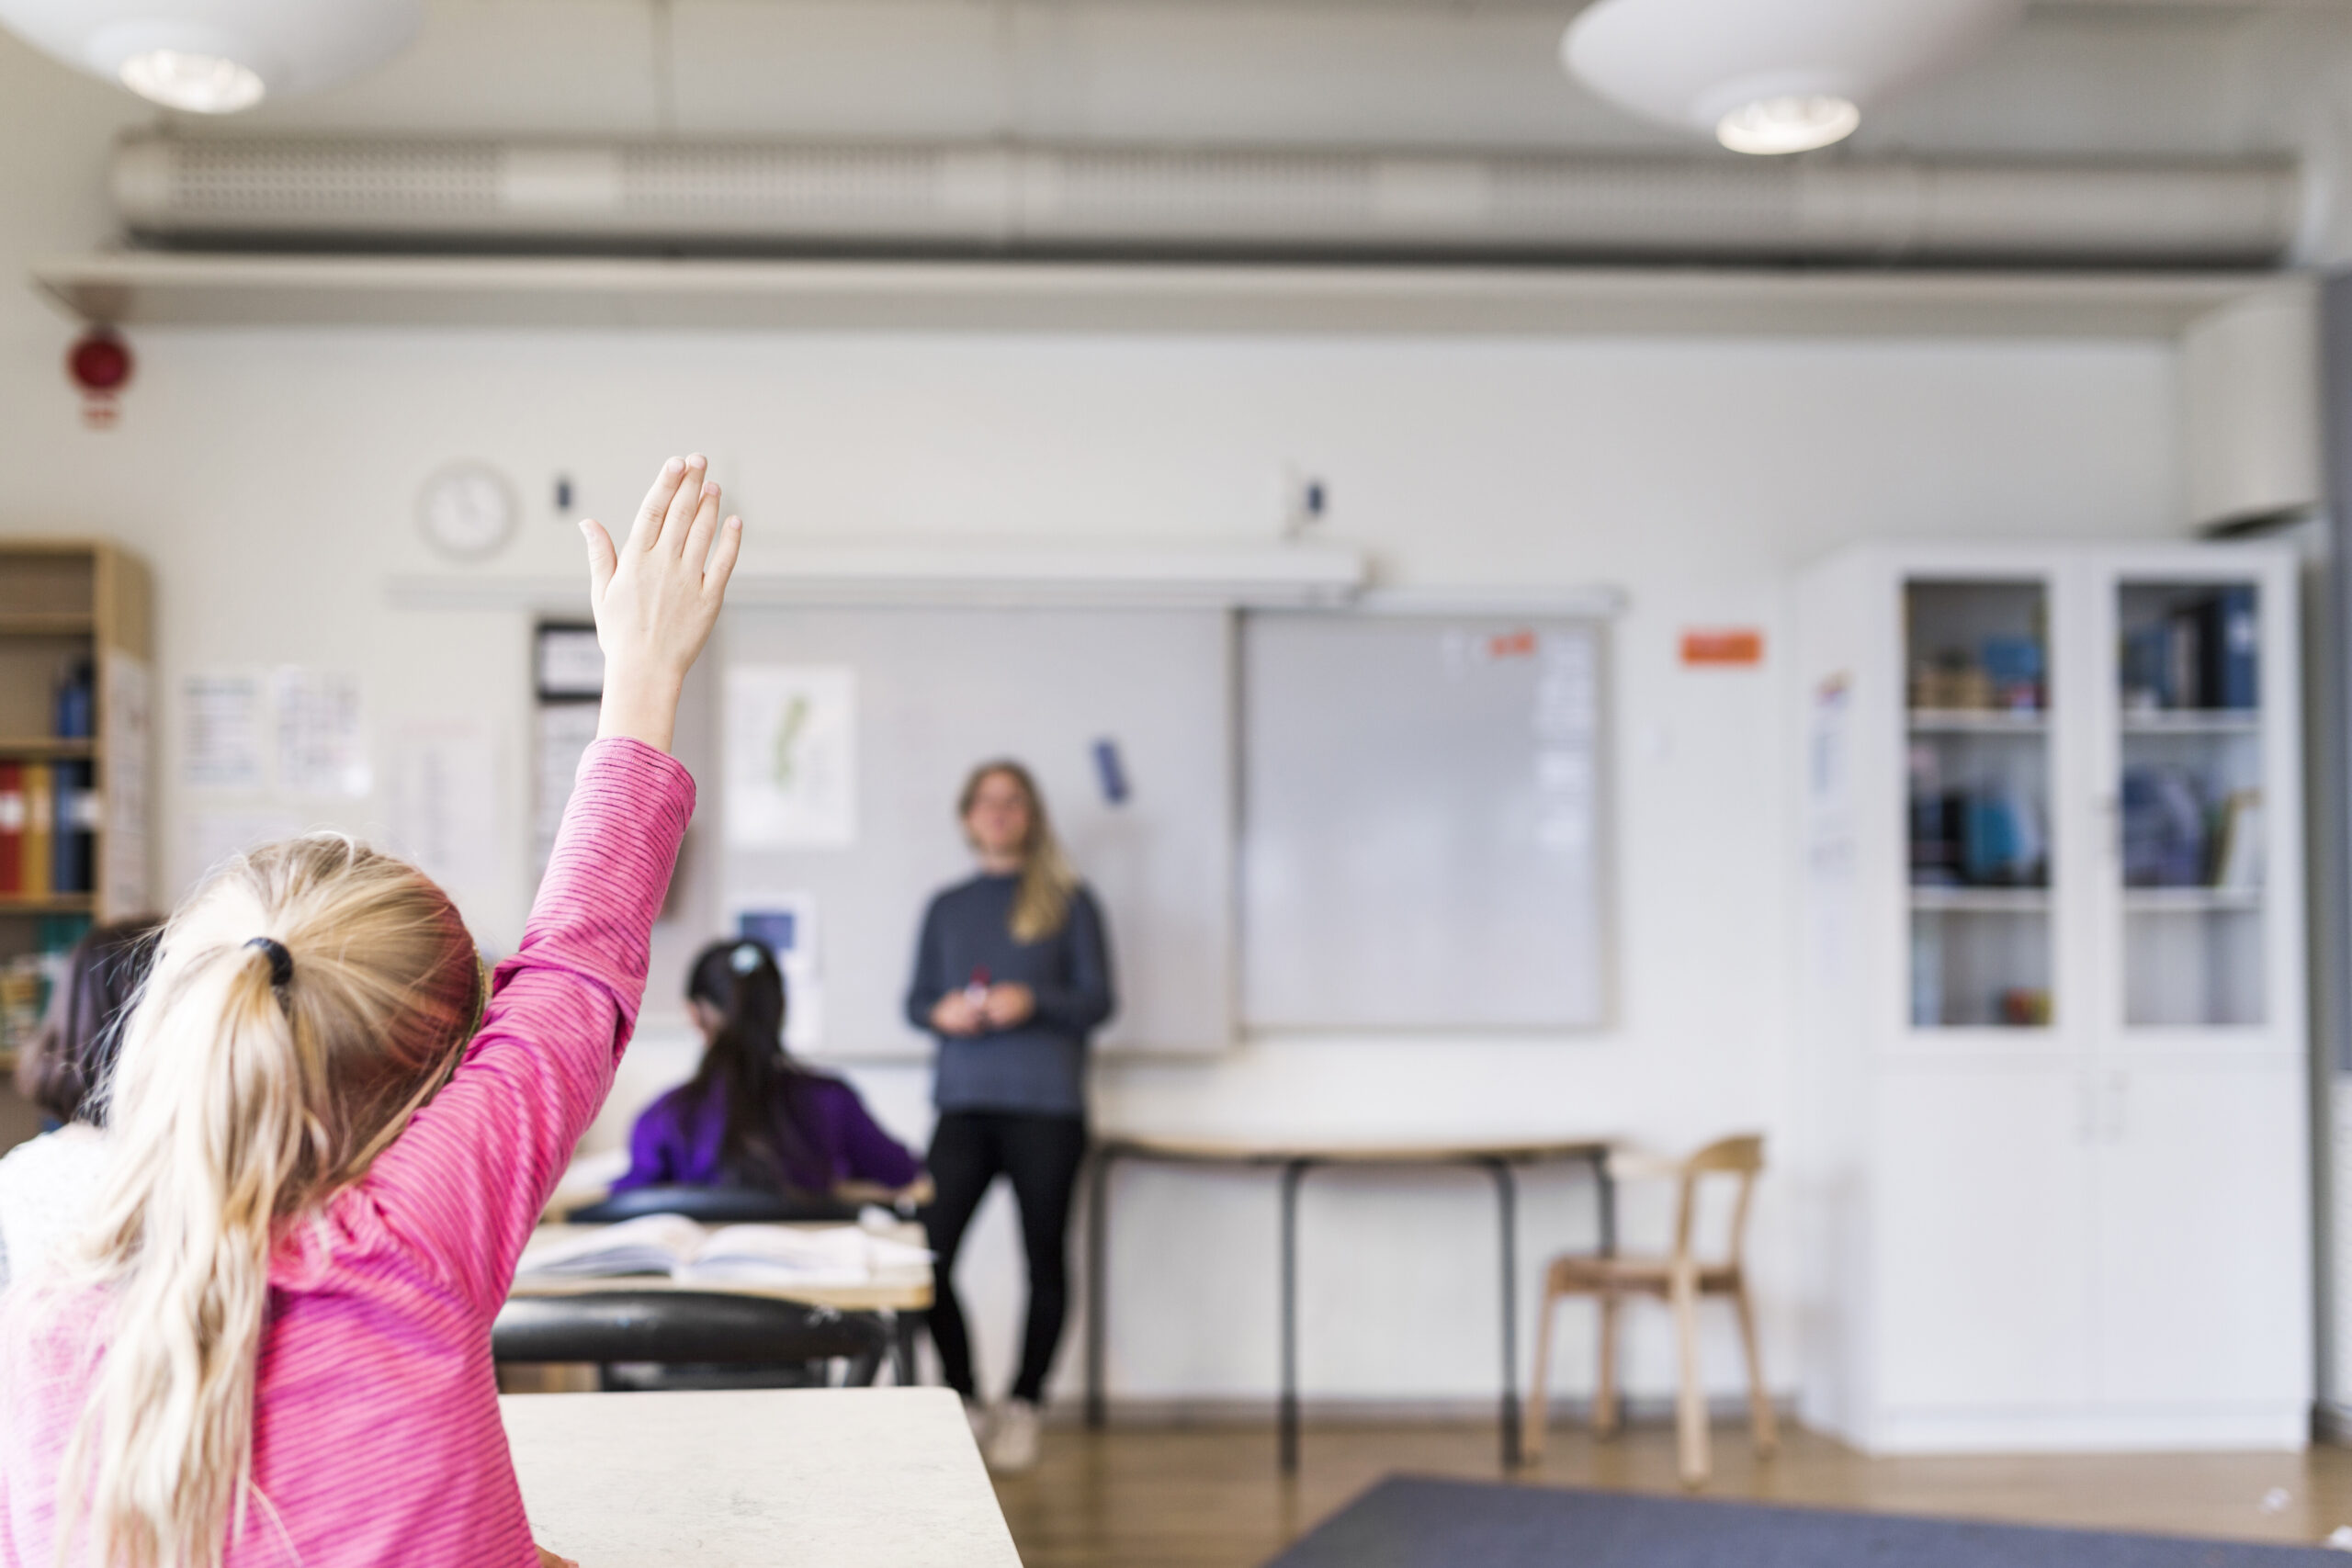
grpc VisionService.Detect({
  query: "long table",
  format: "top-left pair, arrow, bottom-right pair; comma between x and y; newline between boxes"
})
1082,1134 -> 1619,1472
510,1220 -> 933,1382
504,1387 -> 1019,1567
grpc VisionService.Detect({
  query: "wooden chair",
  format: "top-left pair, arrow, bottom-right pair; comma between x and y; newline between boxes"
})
1522,1134 -> 1775,1487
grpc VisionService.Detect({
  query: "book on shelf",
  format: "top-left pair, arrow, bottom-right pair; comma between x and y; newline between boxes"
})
2120,590 -> 2258,712
52,660 -> 93,741
2121,765 -> 2207,886
0,762 -> 19,895
2211,789 -> 2265,892
46,760 -> 89,895
21,764 -> 51,899
515,1213 -> 932,1289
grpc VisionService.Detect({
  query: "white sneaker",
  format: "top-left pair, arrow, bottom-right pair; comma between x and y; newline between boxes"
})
984,1398 -> 1041,1472
964,1399 -> 992,1447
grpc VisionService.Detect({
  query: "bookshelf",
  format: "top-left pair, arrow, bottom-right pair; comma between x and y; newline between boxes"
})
0,541 -> 152,1074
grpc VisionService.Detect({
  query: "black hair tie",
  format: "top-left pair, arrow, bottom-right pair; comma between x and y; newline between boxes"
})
245,936 -> 295,988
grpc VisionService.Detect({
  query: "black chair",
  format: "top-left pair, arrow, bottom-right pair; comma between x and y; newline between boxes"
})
493,1291 -> 891,1391
569,1183 -> 863,1225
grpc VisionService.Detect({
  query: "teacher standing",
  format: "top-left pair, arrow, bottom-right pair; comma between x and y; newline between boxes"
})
907,760 -> 1114,1474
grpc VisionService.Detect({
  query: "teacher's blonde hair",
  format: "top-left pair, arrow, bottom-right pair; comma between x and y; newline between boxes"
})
45,835 -> 481,1568
959,760 -> 1078,943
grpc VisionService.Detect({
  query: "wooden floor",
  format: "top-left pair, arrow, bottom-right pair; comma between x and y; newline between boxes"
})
989,1416 -> 2352,1568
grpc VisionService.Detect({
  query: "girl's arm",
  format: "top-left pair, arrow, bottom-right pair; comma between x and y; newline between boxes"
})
903,897 -> 953,1032
1026,888 -> 1115,1033
822,1080 -> 923,1190
365,457 -> 741,1311
609,1094 -> 686,1195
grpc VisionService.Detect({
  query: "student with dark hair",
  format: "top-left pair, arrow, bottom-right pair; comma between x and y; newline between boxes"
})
614,939 -> 925,1203
0,917 -> 161,1290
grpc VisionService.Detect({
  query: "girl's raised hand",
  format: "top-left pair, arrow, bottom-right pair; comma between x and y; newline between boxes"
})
579,454 -> 744,753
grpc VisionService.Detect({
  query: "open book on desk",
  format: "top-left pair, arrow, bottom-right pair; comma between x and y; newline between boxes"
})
517,1214 -> 933,1289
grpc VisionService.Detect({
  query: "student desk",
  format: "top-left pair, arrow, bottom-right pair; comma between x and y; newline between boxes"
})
503,1387 -> 1020,1567
1083,1134 -> 1619,1472
511,1221 -> 933,1382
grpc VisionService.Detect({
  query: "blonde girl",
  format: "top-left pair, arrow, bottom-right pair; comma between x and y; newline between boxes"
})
1,455 -> 741,1568
904,761 -> 1114,1472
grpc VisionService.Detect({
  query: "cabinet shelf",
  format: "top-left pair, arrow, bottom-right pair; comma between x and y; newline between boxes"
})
0,895 -> 96,915
2121,886 -> 2261,913
0,614 -> 95,637
1907,709 -> 2048,734
0,737 -> 96,758
2120,710 -> 2259,736
1910,886 -> 2051,912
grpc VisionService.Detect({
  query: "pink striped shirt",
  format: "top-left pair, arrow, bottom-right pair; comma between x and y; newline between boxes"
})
1,738 -> 694,1568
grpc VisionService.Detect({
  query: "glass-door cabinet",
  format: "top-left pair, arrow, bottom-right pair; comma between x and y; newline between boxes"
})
1794,540 -> 2310,1456
1859,546 -> 2301,1050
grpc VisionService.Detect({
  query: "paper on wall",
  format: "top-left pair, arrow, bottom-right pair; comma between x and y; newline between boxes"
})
730,892 -> 823,1053
181,673 -> 266,791
103,655 -> 152,918
180,808 -> 303,898
725,666 -> 857,850
389,719 -> 499,894
1532,631 -> 1598,854
533,702 -> 601,875
273,669 -> 371,798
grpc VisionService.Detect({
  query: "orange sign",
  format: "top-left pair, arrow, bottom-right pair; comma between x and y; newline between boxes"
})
1681,628 -> 1765,668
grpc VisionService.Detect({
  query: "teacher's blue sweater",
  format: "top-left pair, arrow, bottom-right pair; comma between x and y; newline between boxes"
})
905,873 -> 1114,1117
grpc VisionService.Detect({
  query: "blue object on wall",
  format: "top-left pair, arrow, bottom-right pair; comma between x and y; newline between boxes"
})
1092,738 -> 1130,806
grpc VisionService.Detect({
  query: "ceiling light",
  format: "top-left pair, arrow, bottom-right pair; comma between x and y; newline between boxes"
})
1715,95 -> 1860,156
118,48 -> 264,113
1563,0 -> 2022,155
0,0 -> 419,114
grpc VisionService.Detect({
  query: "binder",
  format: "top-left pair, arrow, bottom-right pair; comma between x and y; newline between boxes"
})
0,762 -> 20,896
22,764 -> 52,899
2215,586 -> 2259,710
54,761 -> 90,895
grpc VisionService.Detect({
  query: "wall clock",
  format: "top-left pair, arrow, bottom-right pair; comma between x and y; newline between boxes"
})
417,460 -> 518,561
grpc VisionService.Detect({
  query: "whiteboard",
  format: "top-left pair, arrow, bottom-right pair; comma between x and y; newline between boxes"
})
719,607 -> 1233,1058
1240,613 -> 1607,1030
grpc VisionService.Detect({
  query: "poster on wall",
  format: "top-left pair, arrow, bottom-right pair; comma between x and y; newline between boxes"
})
389,719 -> 499,896
273,668 -> 371,799
724,666 -> 857,850
102,656 -> 151,917
533,702 -> 600,876
181,672 -> 265,791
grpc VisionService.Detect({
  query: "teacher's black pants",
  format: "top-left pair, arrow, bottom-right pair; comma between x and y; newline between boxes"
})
923,1110 -> 1088,1405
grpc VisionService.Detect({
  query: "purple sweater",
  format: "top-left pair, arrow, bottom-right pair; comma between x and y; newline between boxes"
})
613,1073 -> 921,1196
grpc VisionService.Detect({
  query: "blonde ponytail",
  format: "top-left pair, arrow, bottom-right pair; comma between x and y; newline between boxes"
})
47,835 -> 480,1568
957,761 -> 1079,943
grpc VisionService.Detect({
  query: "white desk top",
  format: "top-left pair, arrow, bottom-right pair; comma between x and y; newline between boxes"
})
503,1388 -> 1021,1568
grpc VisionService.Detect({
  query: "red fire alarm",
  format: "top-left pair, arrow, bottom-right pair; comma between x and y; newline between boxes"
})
66,329 -> 133,429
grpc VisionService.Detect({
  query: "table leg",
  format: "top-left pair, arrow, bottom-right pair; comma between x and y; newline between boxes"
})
1595,1150 -> 1618,1257
890,1311 -> 917,1388
1086,1147 -> 1115,1429
1279,1158 -> 1307,1475
1487,1159 -> 1522,1469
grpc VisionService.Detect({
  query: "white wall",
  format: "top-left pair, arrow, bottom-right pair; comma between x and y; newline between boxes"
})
0,33 -> 2192,1410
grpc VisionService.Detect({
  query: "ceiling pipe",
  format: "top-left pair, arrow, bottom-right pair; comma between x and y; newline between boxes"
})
110,133 -> 2302,267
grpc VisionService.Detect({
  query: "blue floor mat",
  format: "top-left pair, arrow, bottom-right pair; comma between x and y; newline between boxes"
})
1263,1475 -> 2345,1568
